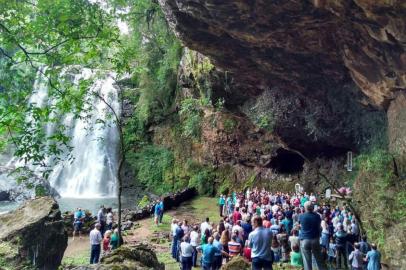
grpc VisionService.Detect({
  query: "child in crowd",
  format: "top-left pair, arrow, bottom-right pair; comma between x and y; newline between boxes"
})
349,242 -> 364,270
271,235 -> 281,262
290,244 -> 303,268
102,230 -> 112,257
327,237 -> 337,267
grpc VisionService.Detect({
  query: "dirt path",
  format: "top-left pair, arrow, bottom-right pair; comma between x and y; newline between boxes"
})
62,196 -> 218,269
124,197 -> 218,269
64,236 -> 89,257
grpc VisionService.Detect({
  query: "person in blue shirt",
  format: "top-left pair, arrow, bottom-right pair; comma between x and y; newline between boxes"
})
175,221 -> 185,262
365,244 -> 381,270
158,198 -> 164,224
248,216 -> 273,270
198,236 -> 228,270
298,201 -> 327,270
218,195 -> 225,217
154,201 -> 161,225
73,207 -> 84,240
212,232 -> 223,270
241,216 -> 253,242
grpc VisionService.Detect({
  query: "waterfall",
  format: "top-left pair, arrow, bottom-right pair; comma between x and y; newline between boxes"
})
48,72 -> 119,198
4,68 -> 119,199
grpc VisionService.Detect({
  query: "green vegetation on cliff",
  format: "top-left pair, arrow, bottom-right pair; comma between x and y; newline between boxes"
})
352,149 -> 406,265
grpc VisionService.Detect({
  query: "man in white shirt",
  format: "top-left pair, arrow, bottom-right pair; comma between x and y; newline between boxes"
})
89,223 -> 102,264
190,226 -> 199,267
200,217 -> 212,234
171,219 -> 179,259
180,235 -> 193,270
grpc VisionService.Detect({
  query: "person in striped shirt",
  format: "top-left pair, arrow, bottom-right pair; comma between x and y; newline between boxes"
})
228,234 -> 242,257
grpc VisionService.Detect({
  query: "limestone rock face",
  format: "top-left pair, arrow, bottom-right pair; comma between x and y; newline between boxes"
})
0,196 -> 67,270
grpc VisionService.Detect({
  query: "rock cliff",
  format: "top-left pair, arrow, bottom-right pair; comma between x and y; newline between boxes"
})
155,1 -> 405,268
0,196 -> 67,270
158,0 -> 404,155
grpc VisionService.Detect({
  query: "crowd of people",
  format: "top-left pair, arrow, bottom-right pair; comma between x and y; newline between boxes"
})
72,205 -> 119,264
169,188 -> 382,270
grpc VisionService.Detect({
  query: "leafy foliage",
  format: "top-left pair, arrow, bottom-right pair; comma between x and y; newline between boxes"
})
352,148 -> 406,262
0,0 -> 119,174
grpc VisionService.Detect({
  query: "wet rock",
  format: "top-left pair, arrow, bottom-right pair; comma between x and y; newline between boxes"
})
0,190 -> 10,201
63,210 -> 96,236
0,196 -> 67,270
0,166 -> 59,202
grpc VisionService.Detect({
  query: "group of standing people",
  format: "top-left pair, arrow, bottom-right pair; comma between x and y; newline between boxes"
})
170,188 -> 382,270
72,205 -> 119,264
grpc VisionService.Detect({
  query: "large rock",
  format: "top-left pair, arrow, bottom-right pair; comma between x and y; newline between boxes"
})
0,196 -> 67,270
68,244 -> 164,270
387,91 -> 406,176
158,0 -> 402,155
0,166 -> 60,202
159,0 -> 405,107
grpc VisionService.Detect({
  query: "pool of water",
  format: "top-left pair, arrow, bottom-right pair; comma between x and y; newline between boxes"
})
0,196 -> 134,216
57,197 -> 119,215
0,201 -> 20,215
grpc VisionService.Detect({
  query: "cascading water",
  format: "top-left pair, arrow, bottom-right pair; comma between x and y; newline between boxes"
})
3,68 -> 119,200
48,72 -> 119,198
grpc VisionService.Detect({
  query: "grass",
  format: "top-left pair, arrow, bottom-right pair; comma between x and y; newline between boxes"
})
152,214 -> 173,233
60,249 -> 89,269
187,196 -> 219,223
156,250 -> 179,270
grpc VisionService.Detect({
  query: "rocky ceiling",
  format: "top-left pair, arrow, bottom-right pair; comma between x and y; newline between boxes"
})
158,0 -> 405,156
159,0 -> 405,108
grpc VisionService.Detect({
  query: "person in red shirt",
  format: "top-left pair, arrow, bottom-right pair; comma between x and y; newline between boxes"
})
232,207 -> 242,224
262,217 -> 271,228
243,240 -> 252,262
102,230 -> 111,257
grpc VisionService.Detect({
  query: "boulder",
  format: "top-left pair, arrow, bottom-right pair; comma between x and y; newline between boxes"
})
68,244 -> 164,270
0,196 -> 68,270
63,210 -> 95,236
0,166 -> 60,202
221,256 -> 250,270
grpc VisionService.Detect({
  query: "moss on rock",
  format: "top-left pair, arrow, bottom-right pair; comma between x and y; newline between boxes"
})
221,256 -> 250,270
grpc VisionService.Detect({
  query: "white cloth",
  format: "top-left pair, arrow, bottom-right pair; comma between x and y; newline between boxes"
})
232,225 -> 244,238
190,231 -> 199,247
106,212 -> 113,225
200,221 -> 212,234
180,241 -> 193,257
89,228 -> 102,245
171,223 -> 178,237
181,225 -> 190,235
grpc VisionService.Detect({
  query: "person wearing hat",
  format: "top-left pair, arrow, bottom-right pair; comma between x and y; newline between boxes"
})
89,223 -> 103,264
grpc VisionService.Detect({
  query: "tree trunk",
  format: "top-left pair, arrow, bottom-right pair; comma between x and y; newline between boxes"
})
117,155 -> 124,246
